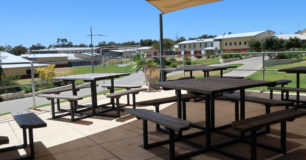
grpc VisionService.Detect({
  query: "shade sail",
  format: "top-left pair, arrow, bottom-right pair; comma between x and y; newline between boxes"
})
147,0 -> 222,14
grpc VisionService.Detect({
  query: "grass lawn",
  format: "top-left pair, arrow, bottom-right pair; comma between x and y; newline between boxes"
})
247,60 -> 306,91
191,58 -> 220,65
73,61 -> 135,75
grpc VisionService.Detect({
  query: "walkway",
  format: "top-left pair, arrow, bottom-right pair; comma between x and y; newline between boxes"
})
212,56 -> 269,77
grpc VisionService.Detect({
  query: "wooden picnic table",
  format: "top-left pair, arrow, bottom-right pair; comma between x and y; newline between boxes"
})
279,67 -> 306,105
159,77 -> 275,152
55,73 -> 129,116
164,65 -> 235,78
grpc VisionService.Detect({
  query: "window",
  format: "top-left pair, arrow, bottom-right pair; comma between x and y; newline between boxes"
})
230,42 -> 232,46
244,41 -> 247,45
234,42 -> 237,46
26,70 -> 31,75
225,43 -> 228,46
239,42 -> 242,45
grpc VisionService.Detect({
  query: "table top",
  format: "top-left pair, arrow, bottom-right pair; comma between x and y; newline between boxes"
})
164,65 -> 234,72
159,77 -> 275,95
55,73 -> 130,81
279,67 -> 306,73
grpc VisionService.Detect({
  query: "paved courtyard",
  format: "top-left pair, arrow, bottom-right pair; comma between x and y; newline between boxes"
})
1,89 -> 306,160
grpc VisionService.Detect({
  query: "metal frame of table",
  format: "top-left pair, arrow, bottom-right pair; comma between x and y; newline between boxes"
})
279,67 -> 306,106
55,73 -> 129,117
159,78 -> 276,159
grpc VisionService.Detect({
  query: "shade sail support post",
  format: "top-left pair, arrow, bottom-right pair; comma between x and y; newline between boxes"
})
159,13 -> 164,82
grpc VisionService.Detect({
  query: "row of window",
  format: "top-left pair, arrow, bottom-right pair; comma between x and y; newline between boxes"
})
180,43 -> 213,49
225,41 -> 248,46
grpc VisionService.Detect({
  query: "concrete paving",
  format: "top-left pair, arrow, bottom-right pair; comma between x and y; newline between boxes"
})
167,56 -> 269,78
0,71 -> 145,114
0,90 -> 306,160
212,56 -> 269,77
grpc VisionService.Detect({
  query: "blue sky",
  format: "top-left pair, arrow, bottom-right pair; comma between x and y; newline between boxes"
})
0,0 -> 306,47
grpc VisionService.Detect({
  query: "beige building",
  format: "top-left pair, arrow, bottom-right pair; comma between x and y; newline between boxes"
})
214,30 -> 275,52
21,54 -> 69,67
176,38 -> 219,55
31,47 -> 102,54
0,52 -> 46,79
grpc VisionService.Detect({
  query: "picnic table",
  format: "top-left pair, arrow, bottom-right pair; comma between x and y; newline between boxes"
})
55,73 -> 129,116
164,65 -> 235,78
279,67 -> 306,105
158,77 -> 275,155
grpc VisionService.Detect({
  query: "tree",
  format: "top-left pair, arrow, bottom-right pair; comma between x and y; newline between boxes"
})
0,46 -> 5,51
151,39 -> 175,52
249,39 -> 262,52
55,38 -> 71,47
140,39 -> 155,46
30,43 -> 46,51
175,36 -> 186,43
285,37 -> 302,49
11,45 -> 27,55
78,43 -> 87,47
4,45 -> 12,52
262,38 -> 285,51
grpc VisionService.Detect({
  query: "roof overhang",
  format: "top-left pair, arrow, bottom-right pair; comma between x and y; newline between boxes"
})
146,0 -> 222,14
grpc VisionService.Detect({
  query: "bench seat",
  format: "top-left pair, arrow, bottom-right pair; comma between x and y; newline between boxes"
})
126,109 -> 189,131
125,109 -> 190,160
37,94 -> 83,121
218,93 -> 293,106
101,84 -> 142,89
269,87 -> 306,92
9,109 -> 47,159
230,109 -> 306,160
106,88 -> 146,98
105,88 -> 146,117
136,93 -> 197,106
37,94 -> 83,101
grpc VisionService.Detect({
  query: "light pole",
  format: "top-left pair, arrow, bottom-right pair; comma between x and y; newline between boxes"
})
88,26 -> 106,73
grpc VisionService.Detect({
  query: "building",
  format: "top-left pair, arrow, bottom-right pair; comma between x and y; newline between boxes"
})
275,34 -> 306,43
0,52 -> 46,79
176,38 -> 219,55
214,30 -> 275,52
21,53 -> 70,67
31,47 -> 102,54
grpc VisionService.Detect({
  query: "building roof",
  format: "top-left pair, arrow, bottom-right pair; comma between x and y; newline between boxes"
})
21,53 -> 69,59
214,31 -> 271,39
32,47 -> 100,52
0,52 -> 46,69
275,34 -> 306,40
178,38 -> 214,44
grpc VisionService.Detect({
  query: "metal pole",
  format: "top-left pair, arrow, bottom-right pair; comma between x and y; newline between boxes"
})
262,53 -> 265,92
30,62 -> 36,109
159,13 -> 164,82
90,26 -> 94,73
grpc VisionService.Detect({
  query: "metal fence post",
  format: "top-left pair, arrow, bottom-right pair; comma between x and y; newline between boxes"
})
30,62 -> 36,109
262,53 -> 265,92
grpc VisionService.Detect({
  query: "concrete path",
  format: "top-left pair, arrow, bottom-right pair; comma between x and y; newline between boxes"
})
167,56 -> 268,77
0,71 -> 145,114
212,56 -> 269,77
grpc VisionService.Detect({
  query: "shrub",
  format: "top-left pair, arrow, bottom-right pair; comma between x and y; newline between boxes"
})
184,57 -> 192,65
195,55 -> 203,59
277,53 -> 300,59
169,63 -> 178,68
168,57 -> 177,62
0,76 -> 22,94
221,54 -> 242,59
